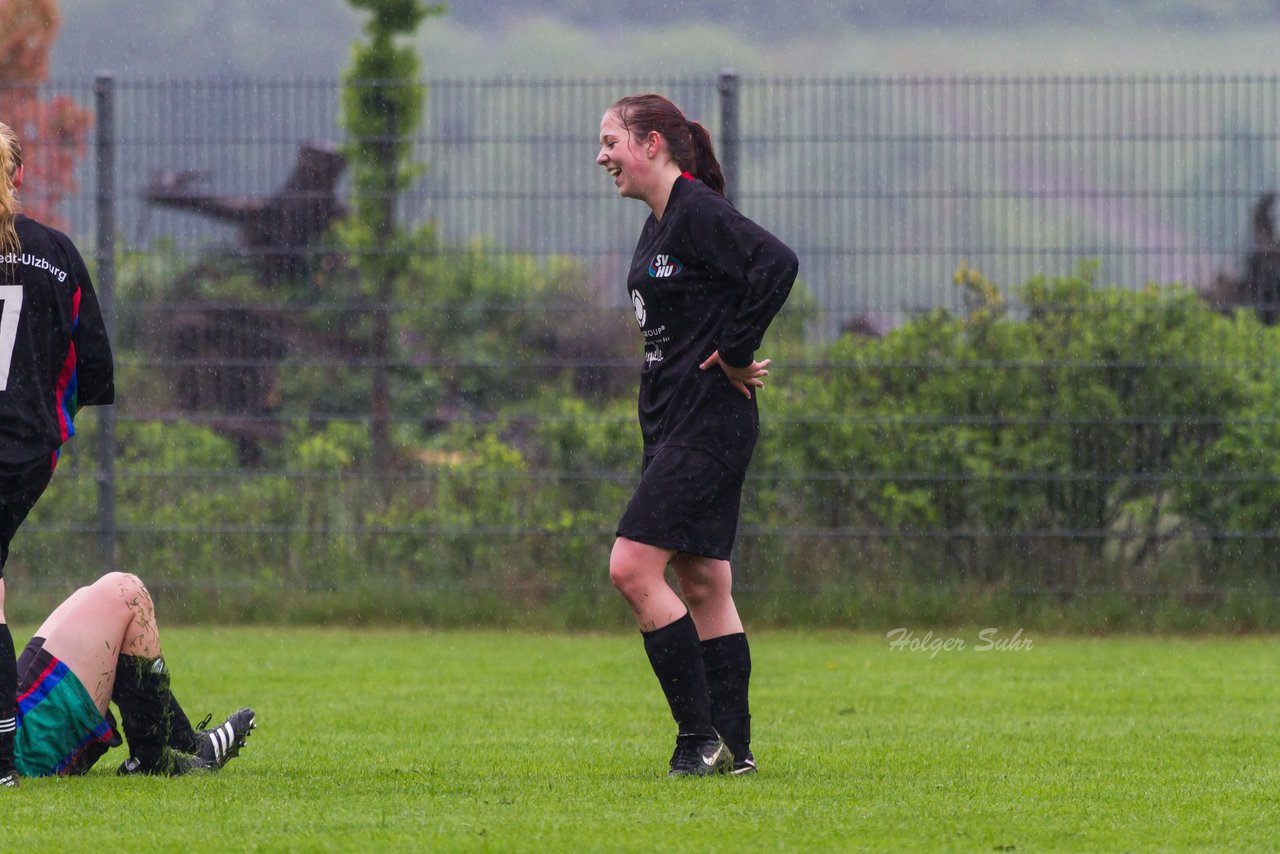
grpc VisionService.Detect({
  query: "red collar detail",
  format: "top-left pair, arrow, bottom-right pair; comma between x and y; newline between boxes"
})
680,171 -> 696,181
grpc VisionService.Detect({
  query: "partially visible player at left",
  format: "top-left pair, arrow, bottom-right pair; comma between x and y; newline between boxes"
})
0,122 -> 115,786
8,571 -> 256,786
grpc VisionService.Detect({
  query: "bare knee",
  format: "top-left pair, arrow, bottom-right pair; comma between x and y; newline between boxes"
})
609,539 -> 667,601
91,572 -> 152,611
674,558 -> 732,610
677,574 -> 728,610
94,571 -> 144,596
609,551 -> 643,598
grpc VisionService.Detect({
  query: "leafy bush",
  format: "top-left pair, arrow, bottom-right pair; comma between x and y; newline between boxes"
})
21,257 -> 1280,629
755,264 -> 1274,596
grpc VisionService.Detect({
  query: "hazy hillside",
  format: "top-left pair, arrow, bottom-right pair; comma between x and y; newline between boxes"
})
49,0 -> 1280,82
455,0 -> 1280,36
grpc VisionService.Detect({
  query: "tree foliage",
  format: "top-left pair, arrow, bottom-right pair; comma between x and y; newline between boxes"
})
759,264 -> 1278,583
44,253 -> 1280,624
341,0 -> 443,244
0,0 -> 91,226
340,0 -> 443,465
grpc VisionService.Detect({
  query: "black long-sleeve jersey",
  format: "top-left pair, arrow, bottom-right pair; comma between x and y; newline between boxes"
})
626,173 -> 798,476
0,215 -> 114,466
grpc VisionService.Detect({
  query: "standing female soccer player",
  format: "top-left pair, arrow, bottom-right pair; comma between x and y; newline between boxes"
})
596,94 -> 797,777
0,122 -> 115,787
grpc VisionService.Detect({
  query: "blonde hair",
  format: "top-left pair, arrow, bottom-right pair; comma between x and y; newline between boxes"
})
0,123 -> 21,268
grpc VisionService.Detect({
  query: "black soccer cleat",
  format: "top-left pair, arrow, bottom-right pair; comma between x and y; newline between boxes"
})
195,708 -> 256,769
731,749 -> 757,775
117,747 -> 213,777
668,733 -> 733,778
0,770 -> 18,788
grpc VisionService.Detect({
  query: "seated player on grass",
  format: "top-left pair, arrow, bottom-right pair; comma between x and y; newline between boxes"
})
1,572 -> 255,787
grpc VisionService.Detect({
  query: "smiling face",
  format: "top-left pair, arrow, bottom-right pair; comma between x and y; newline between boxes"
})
597,109 -> 659,203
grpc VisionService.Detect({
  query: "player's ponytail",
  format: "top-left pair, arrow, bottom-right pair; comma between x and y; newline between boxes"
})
686,120 -> 725,196
0,123 -> 21,274
609,93 -> 726,196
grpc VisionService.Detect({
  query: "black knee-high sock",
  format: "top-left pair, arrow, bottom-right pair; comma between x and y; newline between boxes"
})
701,632 -> 752,757
165,694 -> 197,752
0,625 -> 14,773
641,612 -> 716,738
112,654 -> 177,767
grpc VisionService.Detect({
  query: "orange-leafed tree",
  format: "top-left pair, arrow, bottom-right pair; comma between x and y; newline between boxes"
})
0,0 -> 91,226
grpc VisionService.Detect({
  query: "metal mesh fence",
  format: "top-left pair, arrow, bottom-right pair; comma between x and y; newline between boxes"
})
5,74 -> 1280,615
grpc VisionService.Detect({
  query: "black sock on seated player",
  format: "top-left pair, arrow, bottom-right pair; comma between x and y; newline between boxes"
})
701,632 -> 752,762
642,612 -> 717,738
164,693 -> 198,753
112,654 -> 187,772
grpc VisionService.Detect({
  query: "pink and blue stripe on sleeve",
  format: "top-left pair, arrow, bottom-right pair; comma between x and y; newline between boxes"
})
53,287 -> 81,444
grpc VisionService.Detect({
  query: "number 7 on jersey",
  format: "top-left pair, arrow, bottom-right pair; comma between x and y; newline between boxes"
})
0,285 -> 23,391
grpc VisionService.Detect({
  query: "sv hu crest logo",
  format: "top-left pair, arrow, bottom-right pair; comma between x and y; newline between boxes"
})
649,254 -> 682,278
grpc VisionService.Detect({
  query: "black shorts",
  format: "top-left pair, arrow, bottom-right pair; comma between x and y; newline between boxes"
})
0,455 -> 55,574
616,446 -> 745,561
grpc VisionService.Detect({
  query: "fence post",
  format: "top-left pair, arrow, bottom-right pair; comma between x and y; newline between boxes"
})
718,70 -> 740,204
93,73 -> 118,572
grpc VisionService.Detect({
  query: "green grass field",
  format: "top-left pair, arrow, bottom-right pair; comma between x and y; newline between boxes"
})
4,626 -> 1279,852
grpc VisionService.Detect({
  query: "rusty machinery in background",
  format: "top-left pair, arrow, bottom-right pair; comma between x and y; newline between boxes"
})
1208,192 -> 1280,326
143,143 -> 347,462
